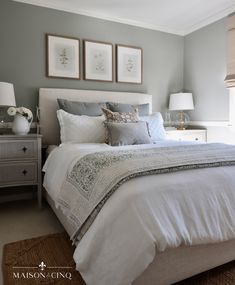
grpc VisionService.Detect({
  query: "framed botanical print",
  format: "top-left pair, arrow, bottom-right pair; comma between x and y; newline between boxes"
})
116,44 -> 143,84
83,40 -> 113,82
46,34 -> 80,79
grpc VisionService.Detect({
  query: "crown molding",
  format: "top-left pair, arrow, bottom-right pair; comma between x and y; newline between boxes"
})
12,0 -> 235,36
183,3 -> 235,35
12,0 -> 184,35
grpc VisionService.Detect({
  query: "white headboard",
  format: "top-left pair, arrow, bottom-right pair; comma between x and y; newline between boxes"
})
39,88 -> 152,146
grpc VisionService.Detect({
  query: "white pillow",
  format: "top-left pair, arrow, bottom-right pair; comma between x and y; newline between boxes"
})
140,112 -> 166,141
57,109 -> 106,143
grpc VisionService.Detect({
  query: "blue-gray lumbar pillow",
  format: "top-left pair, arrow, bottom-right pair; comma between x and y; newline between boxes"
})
105,121 -> 152,146
57,99 -> 107,116
106,102 -> 149,116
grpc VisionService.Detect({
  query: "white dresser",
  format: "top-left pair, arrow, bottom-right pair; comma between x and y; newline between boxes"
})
166,129 -> 207,142
0,134 -> 42,207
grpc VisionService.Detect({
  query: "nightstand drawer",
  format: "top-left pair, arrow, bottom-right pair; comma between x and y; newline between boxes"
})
166,130 -> 207,142
0,134 -> 42,207
0,140 -> 38,160
175,133 -> 205,142
0,163 -> 37,184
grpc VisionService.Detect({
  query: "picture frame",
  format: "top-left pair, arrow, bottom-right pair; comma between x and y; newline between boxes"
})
83,40 -> 113,82
46,34 -> 80,79
116,44 -> 143,84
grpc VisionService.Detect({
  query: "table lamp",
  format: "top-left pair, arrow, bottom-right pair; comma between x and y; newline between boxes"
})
169,92 -> 194,130
0,82 -> 16,123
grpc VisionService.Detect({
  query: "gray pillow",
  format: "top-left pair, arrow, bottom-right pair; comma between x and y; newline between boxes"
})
107,102 -> 149,116
57,99 -> 107,116
105,121 -> 152,146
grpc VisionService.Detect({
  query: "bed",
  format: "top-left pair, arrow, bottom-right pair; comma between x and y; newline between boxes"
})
39,88 -> 235,285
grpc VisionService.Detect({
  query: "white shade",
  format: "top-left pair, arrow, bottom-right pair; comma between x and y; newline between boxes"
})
169,92 -> 194,111
225,14 -> 235,88
0,82 -> 16,107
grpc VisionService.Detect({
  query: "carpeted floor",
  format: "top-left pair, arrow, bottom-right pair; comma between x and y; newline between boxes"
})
2,232 -> 235,285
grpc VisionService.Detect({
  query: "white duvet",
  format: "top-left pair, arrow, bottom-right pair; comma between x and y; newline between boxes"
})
43,141 -> 235,285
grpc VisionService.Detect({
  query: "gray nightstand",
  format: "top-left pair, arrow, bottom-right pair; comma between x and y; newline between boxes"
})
0,134 -> 42,207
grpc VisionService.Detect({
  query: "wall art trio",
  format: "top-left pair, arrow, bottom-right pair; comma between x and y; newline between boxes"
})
46,34 -> 143,84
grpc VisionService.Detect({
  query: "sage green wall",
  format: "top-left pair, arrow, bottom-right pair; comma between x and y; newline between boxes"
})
184,19 -> 229,121
0,0 -> 184,118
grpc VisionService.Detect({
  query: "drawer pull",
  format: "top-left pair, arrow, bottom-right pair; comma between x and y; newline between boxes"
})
22,170 -> 28,176
22,146 -> 27,153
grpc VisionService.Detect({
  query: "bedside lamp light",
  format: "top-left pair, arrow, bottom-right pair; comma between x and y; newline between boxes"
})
169,92 -> 194,130
0,82 -> 16,123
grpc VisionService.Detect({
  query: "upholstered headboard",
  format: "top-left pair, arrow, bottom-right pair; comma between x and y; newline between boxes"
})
39,88 -> 152,146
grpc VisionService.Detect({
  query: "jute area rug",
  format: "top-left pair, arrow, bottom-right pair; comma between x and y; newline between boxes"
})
2,232 -> 85,285
2,232 -> 235,285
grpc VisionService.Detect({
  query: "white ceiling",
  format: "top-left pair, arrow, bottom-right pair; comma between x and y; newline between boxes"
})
13,0 -> 235,35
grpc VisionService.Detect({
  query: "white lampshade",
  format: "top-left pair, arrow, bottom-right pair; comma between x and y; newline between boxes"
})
169,92 -> 194,111
0,82 -> 16,107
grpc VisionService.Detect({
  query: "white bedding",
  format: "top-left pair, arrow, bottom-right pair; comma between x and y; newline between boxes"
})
43,141 -> 235,285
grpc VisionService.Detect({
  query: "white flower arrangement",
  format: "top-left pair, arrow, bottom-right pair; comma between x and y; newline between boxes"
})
7,106 -> 33,123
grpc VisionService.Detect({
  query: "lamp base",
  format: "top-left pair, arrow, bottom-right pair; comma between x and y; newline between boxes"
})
175,111 -> 190,130
0,109 -> 6,124
177,126 -> 186,130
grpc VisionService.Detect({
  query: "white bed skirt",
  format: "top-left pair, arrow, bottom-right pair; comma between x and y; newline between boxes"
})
134,238 -> 235,285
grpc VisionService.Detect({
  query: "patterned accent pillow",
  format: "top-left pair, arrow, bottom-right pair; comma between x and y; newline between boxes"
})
107,102 -> 150,116
102,108 -> 139,123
